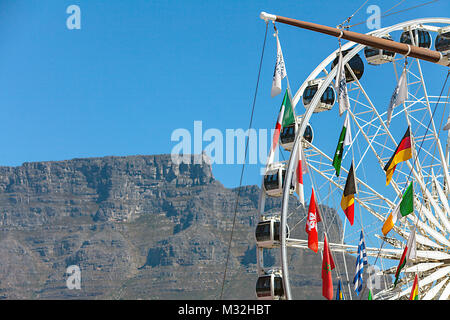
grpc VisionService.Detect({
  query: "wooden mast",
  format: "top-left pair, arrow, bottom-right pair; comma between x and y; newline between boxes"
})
260,12 -> 449,66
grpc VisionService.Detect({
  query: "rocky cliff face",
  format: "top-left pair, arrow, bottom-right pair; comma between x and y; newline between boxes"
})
0,154 -> 361,299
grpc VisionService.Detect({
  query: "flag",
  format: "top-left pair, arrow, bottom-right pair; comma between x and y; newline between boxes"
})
444,115 -> 450,131
353,231 -> 368,295
384,127 -> 412,186
335,50 -> 351,116
393,228 -> 417,287
409,274 -> 419,300
386,68 -> 408,127
382,182 -> 414,236
271,90 -> 295,153
368,289 -> 373,300
332,112 -> 352,177
295,143 -> 305,205
306,188 -> 321,253
336,279 -> 344,300
271,33 -> 287,97
341,161 -> 356,226
322,233 -> 335,300
267,90 -> 295,167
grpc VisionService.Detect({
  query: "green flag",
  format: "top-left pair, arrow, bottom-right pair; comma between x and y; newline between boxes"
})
400,182 -> 414,217
332,113 -> 352,177
281,90 -> 295,127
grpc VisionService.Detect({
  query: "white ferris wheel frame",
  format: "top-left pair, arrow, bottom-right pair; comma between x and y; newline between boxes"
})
256,17 -> 450,300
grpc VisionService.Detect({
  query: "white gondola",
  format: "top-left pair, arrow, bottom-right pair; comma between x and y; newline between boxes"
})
331,49 -> 364,83
400,26 -> 432,49
256,270 -> 285,300
435,27 -> 450,55
302,78 -> 336,113
263,162 -> 295,197
280,116 -> 314,151
255,215 -> 290,249
364,34 -> 396,65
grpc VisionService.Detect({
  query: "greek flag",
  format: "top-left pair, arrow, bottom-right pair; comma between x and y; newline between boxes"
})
353,230 -> 368,295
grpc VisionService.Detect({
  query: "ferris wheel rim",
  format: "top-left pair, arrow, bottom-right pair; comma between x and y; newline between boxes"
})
266,17 -> 450,300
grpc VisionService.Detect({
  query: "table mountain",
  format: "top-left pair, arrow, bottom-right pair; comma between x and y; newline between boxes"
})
0,154 -> 371,299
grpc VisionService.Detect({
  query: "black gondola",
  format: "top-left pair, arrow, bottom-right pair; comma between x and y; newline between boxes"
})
256,272 -> 285,300
302,79 -> 336,113
364,34 -> 396,65
263,163 -> 295,197
280,119 -> 314,151
399,28 -> 432,49
435,31 -> 450,54
331,49 -> 365,83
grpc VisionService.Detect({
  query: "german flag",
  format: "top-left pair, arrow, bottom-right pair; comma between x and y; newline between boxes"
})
340,162 -> 356,226
384,127 -> 412,186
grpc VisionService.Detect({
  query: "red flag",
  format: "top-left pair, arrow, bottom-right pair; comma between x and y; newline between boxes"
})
306,188 -> 321,253
322,233 -> 335,300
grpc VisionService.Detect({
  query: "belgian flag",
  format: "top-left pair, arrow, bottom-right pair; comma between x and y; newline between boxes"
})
340,162 -> 356,226
384,127 -> 412,186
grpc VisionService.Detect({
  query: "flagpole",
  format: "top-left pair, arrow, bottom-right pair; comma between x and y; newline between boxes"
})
260,12 -> 448,66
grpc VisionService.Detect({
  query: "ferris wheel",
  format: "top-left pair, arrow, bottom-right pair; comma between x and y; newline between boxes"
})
254,15 -> 450,300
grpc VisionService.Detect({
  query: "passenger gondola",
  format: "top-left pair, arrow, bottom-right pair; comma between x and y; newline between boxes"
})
399,27 -> 432,49
302,78 -> 336,113
364,34 -> 396,65
256,271 -> 285,300
256,218 -> 280,248
263,162 -> 295,197
435,28 -> 450,55
280,117 -> 314,151
331,49 -> 365,83
255,216 -> 290,248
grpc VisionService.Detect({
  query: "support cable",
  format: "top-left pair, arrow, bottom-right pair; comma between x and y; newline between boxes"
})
219,21 -> 269,300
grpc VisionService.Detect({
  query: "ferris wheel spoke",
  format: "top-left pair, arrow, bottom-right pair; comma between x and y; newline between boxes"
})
404,262 -> 444,273
390,266 -> 450,300
439,280 -> 450,300
415,59 -> 450,189
305,148 -> 391,226
433,174 -> 450,219
423,277 -> 450,300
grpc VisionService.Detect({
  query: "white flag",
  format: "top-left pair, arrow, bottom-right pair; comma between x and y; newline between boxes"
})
343,111 -> 352,147
295,143 -> 305,206
386,68 -> 408,127
335,51 -> 351,116
406,228 -> 417,261
443,115 -> 450,131
271,33 -> 287,97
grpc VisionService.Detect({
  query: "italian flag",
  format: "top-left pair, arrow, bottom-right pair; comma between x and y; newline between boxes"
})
382,182 -> 414,236
332,112 -> 352,177
394,228 -> 417,287
270,89 -> 295,154
409,274 -> 419,300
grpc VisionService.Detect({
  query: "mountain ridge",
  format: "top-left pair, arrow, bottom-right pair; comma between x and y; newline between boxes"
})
0,153 -> 365,299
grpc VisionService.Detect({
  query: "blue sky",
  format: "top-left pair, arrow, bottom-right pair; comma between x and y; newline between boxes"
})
0,0 -> 448,190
